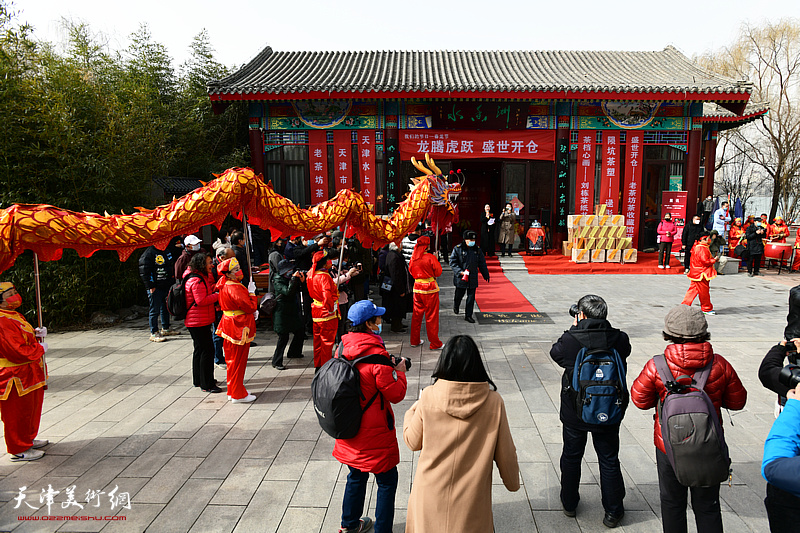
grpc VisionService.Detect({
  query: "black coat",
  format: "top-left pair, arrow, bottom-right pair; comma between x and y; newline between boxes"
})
549,318 -> 632,431
449,244 -> 490,288
138,245 -> 178,291
382,249 -> 412,319
745,224 -> 766,255
681,221 -> 704,250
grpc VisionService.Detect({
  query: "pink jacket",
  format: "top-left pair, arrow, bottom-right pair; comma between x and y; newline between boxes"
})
657,219 -> 678,243
184,269 -> 219,327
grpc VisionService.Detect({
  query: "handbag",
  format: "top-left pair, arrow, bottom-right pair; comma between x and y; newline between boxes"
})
259,292 -> 278,317
380,276 -> 393,291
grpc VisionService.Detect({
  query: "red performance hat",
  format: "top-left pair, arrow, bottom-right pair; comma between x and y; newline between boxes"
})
217,257 -> 239,275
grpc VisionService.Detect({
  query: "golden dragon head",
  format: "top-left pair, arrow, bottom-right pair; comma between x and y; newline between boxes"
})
410,154 -> 463,215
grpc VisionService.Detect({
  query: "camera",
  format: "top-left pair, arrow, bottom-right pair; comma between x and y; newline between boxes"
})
569,304 -> 580,318
779,364 -> 800,389
393,356 -> 412,371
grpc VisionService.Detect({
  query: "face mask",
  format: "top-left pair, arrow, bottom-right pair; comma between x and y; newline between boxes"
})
4,294 -> 22,309
693,220 -> 701,225
187,244 -> 200,252
370,323 -> 382,335
466,240 -> 475,247
233,270 -> 244,281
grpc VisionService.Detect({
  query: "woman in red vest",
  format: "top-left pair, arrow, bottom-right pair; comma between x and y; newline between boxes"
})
409,235 -> 443,350
308,250 -> 339,370
215,258 -> 258,403
680,234 -> 718,315
0,282 -> 49,461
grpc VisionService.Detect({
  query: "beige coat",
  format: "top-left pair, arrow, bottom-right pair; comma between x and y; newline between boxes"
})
403,380 -> 520,533
497,211 -> 517,244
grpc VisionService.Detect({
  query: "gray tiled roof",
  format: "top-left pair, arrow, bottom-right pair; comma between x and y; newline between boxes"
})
208,46 -> 752,98
702,101 -> 768,119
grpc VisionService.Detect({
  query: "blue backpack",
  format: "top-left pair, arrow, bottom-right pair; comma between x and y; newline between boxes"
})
572,346 -> 628,425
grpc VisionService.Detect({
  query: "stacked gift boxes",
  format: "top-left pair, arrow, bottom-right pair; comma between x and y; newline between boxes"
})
564,205 -> 637,263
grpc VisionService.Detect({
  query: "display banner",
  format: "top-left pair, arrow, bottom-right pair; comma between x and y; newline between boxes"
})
308,130 -> 329,203
358,131 -> 376,205
384,134 -> 400,214
600,131 -> 620,214
332,130 -> 352,192
662,191 -> 688,243
623,132 -> 644,242
575,130 -> 596,215
555,137 -> 570,231
399,129 -> 555,161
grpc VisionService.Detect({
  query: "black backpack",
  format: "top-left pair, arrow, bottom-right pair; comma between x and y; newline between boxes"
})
165,273 -> 202,321
312,344 -> 395,439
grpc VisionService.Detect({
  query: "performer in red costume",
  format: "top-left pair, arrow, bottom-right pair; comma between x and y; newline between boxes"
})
728,218 -> 744,255
308,250 -> 338,370
681,234 -> 718,315
215,258 -> 258,403
409,235 -> 443,350
0,282 -> 49,461
769,216 -> 789,243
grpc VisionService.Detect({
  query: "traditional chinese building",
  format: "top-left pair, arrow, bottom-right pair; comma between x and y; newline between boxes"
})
208,46 -> 766,249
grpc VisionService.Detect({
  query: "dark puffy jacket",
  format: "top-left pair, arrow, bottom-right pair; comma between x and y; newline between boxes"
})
549,318 -> 631,431
449,244 -> 490,289
631,342 -> 747,454
332,332 -> 407,473
681,222 -> 704,251
745,224 -> 766,255
184,269 -> 218,327
138,245 -> 177,291
759,344 -> 794,399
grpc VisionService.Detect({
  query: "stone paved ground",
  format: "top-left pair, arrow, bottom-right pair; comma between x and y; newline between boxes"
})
0,258 -> 796,532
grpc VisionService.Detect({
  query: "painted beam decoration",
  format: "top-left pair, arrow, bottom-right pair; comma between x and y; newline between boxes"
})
0,159 -> 462,274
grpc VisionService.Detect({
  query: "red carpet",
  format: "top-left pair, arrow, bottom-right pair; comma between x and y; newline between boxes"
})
521,250 -> 685,275
475,257 -> 538,312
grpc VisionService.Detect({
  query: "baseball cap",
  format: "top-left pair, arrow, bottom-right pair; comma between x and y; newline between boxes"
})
184,235 -> 202,247
348,300 -> 386,326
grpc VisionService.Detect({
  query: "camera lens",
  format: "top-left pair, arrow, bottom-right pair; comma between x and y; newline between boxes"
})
569,304 -> 580,318
779,364 -> 800,390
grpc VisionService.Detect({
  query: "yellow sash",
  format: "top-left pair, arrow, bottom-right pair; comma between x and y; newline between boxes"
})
223,310 -> 245,317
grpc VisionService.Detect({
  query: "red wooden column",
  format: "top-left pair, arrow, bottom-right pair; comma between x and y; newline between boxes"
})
552,124 -> 571,246
248,128 -> 265,178
702,130 -> 717,199
685,129 -> 703,218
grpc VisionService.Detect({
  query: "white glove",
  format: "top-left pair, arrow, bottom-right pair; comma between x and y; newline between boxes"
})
247,281 -> 257,294
253,310 -> 260,321
40,342 -> 48,354
35,327 -> 47,338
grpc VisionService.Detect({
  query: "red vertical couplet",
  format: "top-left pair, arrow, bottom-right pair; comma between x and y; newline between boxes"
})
623,132 -> 643,241
308,130 -> 329,203
600,131 -> 620,214
332,130 -> 353,193
358,131 -> 376,206
575,130 -> 595,215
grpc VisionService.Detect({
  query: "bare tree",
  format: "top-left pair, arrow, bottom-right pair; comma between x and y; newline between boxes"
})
713,131 -> 767,216
698,19 -> 800,220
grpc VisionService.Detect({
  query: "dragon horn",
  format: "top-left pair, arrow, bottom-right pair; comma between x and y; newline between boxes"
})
411,156 -> 433,176
425,153 -> 442,175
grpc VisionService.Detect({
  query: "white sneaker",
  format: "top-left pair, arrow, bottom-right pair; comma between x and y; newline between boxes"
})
658,265 -> 665,269
32,439 -> 49,449
160,328 -> 180,336
215,362 -> 227,370
231,394 -> 256,404
149,332 -> 165,343
11,448 -> 45,462
666,265 -> 671,269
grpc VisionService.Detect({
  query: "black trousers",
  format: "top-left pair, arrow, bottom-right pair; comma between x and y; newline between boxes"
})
658,242 -> 673,266
656,448 -> 722,533
560,424 -> 625,516
454,287 -> 476,318
272,329 -> 304,367
683,249 -> 692,270
748,253 -> 762,274
188,325 -> 215,389
765,482 -> 800,533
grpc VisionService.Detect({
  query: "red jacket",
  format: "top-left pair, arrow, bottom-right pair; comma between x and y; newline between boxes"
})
332,331 -> 407,473
0,309 -> 47,399
308,270 -> 339,322
631,342 -> 747,454
215,277 -> 257,345
687,239 -> 717,281
184,269 -> 219,328
409,252 -> 442,294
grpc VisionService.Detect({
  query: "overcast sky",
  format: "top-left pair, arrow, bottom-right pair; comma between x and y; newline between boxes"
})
13,0 -> 800,69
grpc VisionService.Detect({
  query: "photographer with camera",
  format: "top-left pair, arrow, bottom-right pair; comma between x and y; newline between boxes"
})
549,295 -> 630,527
762,381 -> 800,533
760,285 -> 800,414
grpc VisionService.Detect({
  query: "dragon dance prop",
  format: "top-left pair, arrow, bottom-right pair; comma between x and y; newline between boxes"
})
0,154 -> 462,274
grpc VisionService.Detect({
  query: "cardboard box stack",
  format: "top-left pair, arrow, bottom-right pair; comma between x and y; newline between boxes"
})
566,205 -> 637,263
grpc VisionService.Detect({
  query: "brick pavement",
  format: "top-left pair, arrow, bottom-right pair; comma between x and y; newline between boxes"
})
0,259 -> 796,532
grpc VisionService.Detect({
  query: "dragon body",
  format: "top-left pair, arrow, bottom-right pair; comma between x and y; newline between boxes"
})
0,157 -> 461,273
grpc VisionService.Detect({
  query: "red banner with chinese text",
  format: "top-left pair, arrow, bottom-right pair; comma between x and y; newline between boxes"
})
308,130 -> 329,203
662,190 -> 688,243
333,130 -> 352,192
399,130 -> 555,161
358,131 -> 376,206
575,130 -> 596,215
623,132 -> 644,243
600,131 -> 620,214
